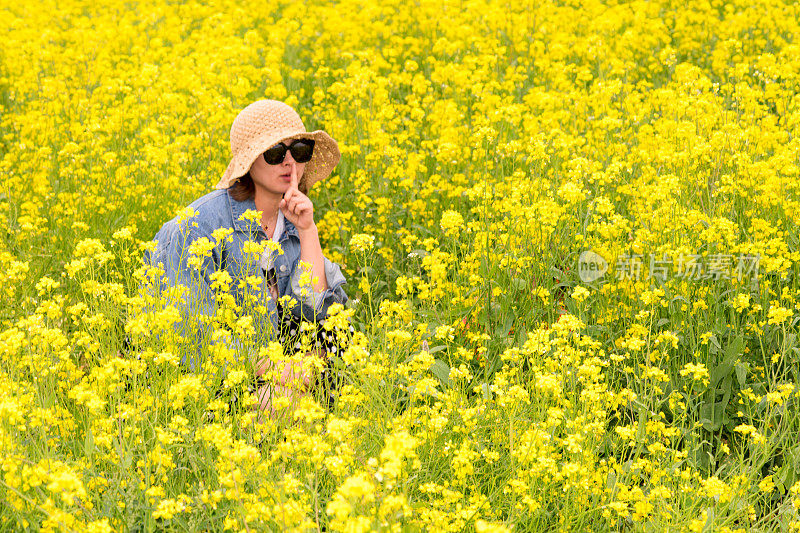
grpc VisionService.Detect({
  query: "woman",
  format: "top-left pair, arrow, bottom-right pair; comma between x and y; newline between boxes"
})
146,99 -> 352,420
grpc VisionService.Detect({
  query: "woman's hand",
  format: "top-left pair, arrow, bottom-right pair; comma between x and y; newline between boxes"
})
279,165 -> 315,232
255,356 -> 312,390
254,382 -> 310,422
280,163 -> 329,294
253,355 -> 314,422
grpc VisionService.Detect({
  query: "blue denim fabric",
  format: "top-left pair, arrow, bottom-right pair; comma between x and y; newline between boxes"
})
144,188 -> 348,368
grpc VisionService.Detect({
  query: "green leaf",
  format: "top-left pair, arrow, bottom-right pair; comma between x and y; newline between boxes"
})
711,336 -> 743,387
699,399 -> 729,431
787,333 -> 797,350
606,470 -> 617,491
734,361 -> 748,387
481,382 -> 491,401
790,445 -> 800,465
84,427 -> 95,458
495,315 -> 514,337
410,224 -> 433,237
776,462 -> 795,494
511,277 -> 528,291
636,404 -> 648,442
328,355 -> 346,371
429,359 -> 450,386
709,334 -> 722,354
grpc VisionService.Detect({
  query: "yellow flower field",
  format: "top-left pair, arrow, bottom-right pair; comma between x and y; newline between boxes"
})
1,0 -> 800,530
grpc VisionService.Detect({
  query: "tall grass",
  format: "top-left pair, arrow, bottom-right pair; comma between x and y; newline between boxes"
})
1,0 -> 799,531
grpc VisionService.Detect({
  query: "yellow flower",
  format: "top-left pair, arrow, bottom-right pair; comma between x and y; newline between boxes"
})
327,473 -> 376,524
571,286 -> 590,302
238,208 -> 262,223
702,476 -> 731,503
211,226 -> 234,243
475,520 -> 511,533
379,430 -> 419,480
680,362 -> 710,384
176,206 -> 198,224
440,210 -> 464,236
557,181 -> 586,204
223,370 -> 247,389
168,375 -> 205,409
731,293 -> 751,312
734,424 -> 757,436
349,233 -> 375,253
45,466 -> 88,505
85,519 -> 114,533
187,237 -> 215,268
768,306 -> 793,325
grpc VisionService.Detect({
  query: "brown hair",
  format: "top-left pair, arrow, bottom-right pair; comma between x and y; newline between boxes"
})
229,172 -> 255,201
228,170 -> 309,202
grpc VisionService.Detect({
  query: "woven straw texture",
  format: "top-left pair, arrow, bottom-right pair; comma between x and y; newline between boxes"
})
214,100 -> 340,191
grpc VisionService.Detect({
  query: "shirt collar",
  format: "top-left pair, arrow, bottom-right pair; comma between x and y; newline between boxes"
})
226,188 -> 298,240
272,210 -> 285,242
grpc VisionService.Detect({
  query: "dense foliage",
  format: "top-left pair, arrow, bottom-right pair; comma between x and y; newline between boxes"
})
1,0 -> 800,531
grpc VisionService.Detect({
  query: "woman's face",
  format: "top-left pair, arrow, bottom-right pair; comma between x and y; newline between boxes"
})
249,140 -> 307,196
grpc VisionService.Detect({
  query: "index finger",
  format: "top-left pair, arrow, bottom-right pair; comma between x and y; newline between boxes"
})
290,163 -> 299,190
255,358 -> 272,377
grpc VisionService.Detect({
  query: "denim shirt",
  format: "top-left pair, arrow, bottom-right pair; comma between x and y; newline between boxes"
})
144,188 -> 348,366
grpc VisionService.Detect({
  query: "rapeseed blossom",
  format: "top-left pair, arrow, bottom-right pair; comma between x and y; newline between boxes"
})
349,233 -> 375,252
440,210 -> 464,237
0,0 -> 799,530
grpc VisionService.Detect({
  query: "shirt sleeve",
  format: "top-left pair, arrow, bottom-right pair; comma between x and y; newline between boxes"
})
287,254 -> 349,322
144,219 -> 235,371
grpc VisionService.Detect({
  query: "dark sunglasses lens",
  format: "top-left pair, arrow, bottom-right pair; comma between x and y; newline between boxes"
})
290,140 -> 314,163
263,144 -> 287,165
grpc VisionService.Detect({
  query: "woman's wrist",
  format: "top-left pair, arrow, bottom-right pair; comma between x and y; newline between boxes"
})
296,223 -> 318,238
295,223 -> 329,292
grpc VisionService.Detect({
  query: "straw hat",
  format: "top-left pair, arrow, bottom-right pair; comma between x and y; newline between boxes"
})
214,99 -> 340,191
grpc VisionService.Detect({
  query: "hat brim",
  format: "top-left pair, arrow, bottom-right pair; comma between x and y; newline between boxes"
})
215,130 -> 340,191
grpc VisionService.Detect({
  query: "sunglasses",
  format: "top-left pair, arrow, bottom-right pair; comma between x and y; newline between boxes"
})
262,139 -> 315,165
